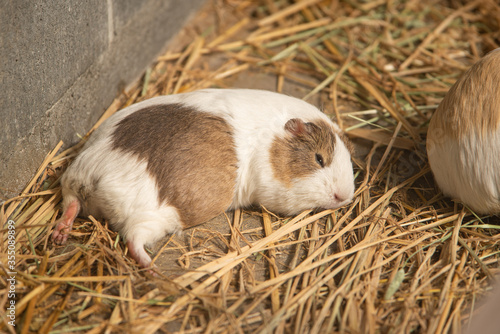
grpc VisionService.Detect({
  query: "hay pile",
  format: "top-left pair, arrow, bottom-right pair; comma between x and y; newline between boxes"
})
2,0 -> 500,333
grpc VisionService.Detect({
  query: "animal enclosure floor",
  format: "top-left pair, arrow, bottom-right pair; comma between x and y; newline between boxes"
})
2,1 -> 500,333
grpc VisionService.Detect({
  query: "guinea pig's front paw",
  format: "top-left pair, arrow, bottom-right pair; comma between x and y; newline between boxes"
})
145,265 -> 159,277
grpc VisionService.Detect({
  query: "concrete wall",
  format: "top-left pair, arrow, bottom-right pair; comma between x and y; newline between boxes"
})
0,0 -> 205,199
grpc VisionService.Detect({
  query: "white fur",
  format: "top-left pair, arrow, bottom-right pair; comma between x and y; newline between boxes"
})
427,130 -> 500,214
60,89 -> 355,266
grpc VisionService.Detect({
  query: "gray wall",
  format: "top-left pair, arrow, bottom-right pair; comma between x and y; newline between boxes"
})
0,0 -> 205,199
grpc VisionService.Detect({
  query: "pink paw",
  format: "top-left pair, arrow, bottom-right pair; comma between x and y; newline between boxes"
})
52,219 -> 72,244
127,239 -> 157,275
52,199 -> 80,245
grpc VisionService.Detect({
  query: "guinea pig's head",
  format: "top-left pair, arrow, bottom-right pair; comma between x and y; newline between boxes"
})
264,118 -> 355,216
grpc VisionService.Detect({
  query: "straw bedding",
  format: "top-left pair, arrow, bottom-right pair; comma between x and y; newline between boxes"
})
1,0 -> 500,333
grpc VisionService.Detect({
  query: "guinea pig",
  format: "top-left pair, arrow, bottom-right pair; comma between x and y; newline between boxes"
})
52,88 -> 355,268
427,48 -> 500,214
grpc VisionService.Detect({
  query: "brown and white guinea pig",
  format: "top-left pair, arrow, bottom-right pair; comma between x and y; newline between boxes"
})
52,89 -> 355,268
427,48 -> 500,214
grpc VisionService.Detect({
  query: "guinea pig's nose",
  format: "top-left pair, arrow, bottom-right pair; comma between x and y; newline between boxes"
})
334,193 -> 348,203
334,191 -> 353,204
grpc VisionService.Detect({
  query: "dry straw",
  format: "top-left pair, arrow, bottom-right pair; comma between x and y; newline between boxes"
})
2,0 -> 500,333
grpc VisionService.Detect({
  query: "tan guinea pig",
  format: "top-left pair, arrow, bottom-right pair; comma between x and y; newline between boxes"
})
51,88 -> 355,268
427,48 -> 500,214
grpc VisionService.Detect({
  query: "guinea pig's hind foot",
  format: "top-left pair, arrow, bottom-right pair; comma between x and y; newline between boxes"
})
52,199 -> 81,245
126,239 -> 154,270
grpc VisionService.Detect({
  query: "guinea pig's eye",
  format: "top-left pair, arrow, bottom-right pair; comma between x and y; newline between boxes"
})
315,153 -> 324,167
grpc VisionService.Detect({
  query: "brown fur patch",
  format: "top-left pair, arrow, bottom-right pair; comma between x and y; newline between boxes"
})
111,104 -> 238,228
270,119 -> 336,187
429,49 -> 500,141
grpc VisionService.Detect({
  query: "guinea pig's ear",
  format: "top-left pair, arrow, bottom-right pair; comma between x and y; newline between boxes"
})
284,118 -> 308,137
